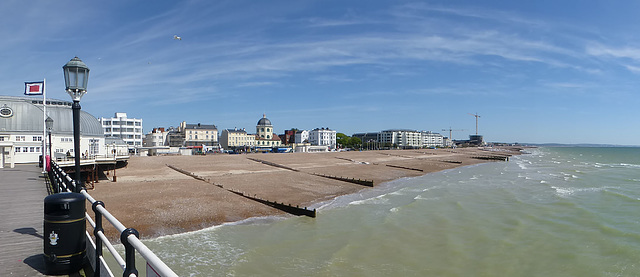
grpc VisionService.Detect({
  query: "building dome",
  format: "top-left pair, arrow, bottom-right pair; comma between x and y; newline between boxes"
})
0,96 -> 104,136
257,114 -> 272,126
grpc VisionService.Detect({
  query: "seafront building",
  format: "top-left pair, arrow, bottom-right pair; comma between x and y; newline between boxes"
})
255,115 -> 282,149
0,96 -> 128,167
219,128 -> 255,150
181,121 -> 219,147
309,128 -> 337,150
143,128 -> 168,147
353,129 -> 446,149
162,121 -> 219,148
421,131 -> 445,148
295,130 -> 309,144
98,112 -> 143,152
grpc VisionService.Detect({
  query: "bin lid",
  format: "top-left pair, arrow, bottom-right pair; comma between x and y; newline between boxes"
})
44,192 -> 86,204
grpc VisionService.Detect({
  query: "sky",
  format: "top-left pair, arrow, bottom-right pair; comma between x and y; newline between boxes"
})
1,0 -> 639,145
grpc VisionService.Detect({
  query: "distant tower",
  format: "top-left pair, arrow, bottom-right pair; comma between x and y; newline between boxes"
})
256,114 -> 273,139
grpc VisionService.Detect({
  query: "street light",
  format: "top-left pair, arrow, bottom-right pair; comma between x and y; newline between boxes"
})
63,57 -> 89,192
45,116 -> 53,170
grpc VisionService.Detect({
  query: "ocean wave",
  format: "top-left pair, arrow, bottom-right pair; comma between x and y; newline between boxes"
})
551,186 -> 618,197
414,195 -> 440,201
349,194 -> 390,206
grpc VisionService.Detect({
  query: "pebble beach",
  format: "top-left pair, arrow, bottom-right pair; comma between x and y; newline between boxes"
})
87,147 -> 522,239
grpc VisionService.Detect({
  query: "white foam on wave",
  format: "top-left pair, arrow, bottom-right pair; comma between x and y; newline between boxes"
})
350,194 -> 390,206
414,194 -> 439,201
551,186 -> 618,197
517,162 -> 528,170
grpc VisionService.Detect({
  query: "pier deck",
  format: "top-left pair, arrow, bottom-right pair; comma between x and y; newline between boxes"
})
0,164 -> 50,276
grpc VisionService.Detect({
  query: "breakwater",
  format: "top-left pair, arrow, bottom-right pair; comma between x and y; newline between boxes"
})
166,164 -> 316,218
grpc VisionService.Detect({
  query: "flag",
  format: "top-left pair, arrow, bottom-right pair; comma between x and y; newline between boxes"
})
25,81 -> 45,95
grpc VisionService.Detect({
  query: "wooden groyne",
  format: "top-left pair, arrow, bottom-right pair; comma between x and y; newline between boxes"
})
471,155 -> 509,161
437,160 -> 463,164
312,173 -> 374,187
166,164 -> 212,182
167,164 -> 316,218
226,189 -> 316,218
247,158 -> 300,172
385,164 -> 424,172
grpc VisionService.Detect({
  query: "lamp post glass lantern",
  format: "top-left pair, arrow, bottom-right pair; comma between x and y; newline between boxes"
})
45,116 -> 53,166
63,57 -> 89,192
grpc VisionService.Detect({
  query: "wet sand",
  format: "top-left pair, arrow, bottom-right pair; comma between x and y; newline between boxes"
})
87,147 -> 522,239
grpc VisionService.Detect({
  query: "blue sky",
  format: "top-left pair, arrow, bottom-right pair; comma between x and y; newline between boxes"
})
2,0 -> 639,145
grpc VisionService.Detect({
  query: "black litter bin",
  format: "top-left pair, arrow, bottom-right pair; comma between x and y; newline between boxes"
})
43,192 -> 86,275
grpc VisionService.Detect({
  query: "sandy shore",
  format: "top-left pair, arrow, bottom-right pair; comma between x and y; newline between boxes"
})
87,147 -> 523,240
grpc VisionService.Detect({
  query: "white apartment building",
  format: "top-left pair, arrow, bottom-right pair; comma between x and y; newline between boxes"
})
99,112 -> 143,151
295,130 -> 309,144
421,131 -> 444,148
378,129 -> 423,148
143,128 -> 168,147
378,129 -> 445,148
309,128 -> 337,150
220,128 -> 255,150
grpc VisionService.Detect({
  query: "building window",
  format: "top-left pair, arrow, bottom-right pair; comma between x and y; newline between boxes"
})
0,136 -> 4,141
16,136 -> 25,141
29,147 -> 35,152
15,147 -> 20,152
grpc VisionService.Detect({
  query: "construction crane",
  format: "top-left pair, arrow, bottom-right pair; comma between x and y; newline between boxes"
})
468,113 -> 481,135
441,127 -> 465,140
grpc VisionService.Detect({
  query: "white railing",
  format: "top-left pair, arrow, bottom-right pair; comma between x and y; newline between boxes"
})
49,161 -> 179,277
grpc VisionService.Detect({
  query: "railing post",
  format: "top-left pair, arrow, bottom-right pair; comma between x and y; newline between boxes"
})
121,228 -> 139,277
92,201 -> 105,277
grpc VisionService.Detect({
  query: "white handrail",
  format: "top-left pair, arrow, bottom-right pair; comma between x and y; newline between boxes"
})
49,162 -> 179,276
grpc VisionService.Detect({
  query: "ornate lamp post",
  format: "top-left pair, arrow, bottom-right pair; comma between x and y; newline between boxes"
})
62,57 -> 89,192
45,116 -> 53,170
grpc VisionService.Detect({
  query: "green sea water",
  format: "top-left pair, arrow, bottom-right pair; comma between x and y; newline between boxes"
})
135,147 -> 640,276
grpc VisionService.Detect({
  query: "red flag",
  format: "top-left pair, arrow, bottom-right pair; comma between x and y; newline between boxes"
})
25,81 -> 45,95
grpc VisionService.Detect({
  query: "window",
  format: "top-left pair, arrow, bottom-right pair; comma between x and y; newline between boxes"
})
0,136 -> 4,141
15,147 -> 20,152
29,147 -> 35,152
16,136 -> 25,141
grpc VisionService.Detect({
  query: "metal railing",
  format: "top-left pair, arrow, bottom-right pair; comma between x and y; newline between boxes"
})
48,161 -> 179,277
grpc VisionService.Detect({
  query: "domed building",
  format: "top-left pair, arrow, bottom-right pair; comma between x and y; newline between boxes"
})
0,96 -> 115,168
255,114 -> 281,149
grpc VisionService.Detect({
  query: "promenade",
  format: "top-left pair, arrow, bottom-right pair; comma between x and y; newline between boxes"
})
0,164 -> 49,276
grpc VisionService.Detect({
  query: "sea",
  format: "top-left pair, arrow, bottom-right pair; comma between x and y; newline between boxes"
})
126,147 -> 640,276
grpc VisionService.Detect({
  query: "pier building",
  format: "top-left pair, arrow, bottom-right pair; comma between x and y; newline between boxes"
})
0,96 -> 114,167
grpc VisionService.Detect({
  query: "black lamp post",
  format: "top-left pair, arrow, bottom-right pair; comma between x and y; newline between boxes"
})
63,57 -> 89,192
45,116 -> 53,169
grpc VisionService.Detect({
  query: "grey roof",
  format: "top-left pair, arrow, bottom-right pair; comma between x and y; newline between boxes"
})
0,96 -> 104,136
257,116 -> 272,126
185,123 -> 217,130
